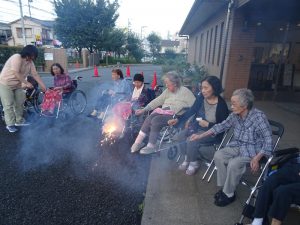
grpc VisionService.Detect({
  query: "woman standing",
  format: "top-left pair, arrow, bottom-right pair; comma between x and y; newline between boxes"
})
0,45 -> 47,133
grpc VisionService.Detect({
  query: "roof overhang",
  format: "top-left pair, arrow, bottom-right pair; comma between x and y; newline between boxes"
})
179,0 -> 228,35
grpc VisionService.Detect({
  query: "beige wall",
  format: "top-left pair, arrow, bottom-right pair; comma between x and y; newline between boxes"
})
7,18 -> 53,47
44,48 -> 67,73
187,9 -> 228,76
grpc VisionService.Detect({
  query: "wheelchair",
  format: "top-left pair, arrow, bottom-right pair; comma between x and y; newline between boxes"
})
40,76 -> 87,119
137,107 -> 191,158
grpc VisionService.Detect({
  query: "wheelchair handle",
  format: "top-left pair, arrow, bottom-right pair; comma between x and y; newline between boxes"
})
274,147 -> 300,157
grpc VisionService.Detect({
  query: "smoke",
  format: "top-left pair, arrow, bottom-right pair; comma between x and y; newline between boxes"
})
15,81 -> 150,193
17,116 -> 99,173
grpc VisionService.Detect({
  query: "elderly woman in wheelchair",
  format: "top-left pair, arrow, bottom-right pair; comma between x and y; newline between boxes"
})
100,73 -> 154,142
89,68 -> 131,120
41,63 -> 73,116
40,63 -> 87,117
188,88 -> 273,207
168,76 -> 229,175
130,71 -> 196,155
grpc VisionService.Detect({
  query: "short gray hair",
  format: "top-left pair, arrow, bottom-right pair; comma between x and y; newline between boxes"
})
162,71 -> 182,88
232,88 -> 254,110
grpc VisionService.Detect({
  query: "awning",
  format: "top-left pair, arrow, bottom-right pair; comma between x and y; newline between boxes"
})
179,0 -> 229,35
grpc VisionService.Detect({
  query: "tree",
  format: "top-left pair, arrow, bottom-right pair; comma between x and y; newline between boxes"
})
54,0 -> 119,53
102,28 -> 127,58
126,32 -> 144,62
147,32 -> 161,59
164,49 -> 177,59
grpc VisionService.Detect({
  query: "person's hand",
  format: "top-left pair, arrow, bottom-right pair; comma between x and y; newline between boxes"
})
168,118 -> 178,126
199,119 -> 209,128
135,109 -> 144,115
40,84 -> 47,92
108,90 -> 115,96
23,82 -> 33,89
250,156 -> 260,173
189,133 -> 202,141
53,87 -> 62,91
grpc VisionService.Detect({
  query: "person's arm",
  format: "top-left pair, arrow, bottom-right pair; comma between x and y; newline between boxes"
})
250,114 -> 273,172
189,113 -> 234,141
144,89 -> 167,111
29,62 -> 46,92
135,89 -> 167,115
62,74 -> 72,89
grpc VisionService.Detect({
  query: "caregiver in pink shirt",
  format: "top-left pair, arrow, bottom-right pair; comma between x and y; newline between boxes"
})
0,45 -> 46,133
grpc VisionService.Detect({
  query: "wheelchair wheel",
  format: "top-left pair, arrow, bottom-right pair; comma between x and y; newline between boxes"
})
167,145 -> 178,160
69,90 -> 87,114
33,91 -> 44,113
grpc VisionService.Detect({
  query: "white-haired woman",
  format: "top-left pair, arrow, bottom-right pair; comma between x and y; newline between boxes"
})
131,71 -> 196,154
189,88 -> 273,207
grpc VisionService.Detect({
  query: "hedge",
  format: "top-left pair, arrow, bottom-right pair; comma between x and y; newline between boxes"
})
0,45 -> 45,69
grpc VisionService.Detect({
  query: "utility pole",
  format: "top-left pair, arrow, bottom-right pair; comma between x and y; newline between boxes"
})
28,0 -> 33,18
18,0 -> 27,46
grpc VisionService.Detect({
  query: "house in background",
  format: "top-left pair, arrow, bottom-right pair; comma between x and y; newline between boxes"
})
180,0 -> 300,102
160,34 -> 188,54
8,16 -> 55,47
0,22 -> 12,45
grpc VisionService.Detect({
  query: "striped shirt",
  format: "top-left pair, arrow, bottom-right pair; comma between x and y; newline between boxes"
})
210,108 -> 273,158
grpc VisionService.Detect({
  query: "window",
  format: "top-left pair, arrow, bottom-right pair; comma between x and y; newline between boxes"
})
205,30 -> 209,63
217,22 -> 224,66
16,28 -> 32,38
199,33 -> 204,63
212,25 -> 218,65
194,36 -> 198,63
208,28 -> 213,64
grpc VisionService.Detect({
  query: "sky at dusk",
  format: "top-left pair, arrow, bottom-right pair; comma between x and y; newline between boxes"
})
0,0 -> 195,38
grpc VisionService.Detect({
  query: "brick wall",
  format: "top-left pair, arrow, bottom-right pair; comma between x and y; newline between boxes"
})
223,9 -> 256,98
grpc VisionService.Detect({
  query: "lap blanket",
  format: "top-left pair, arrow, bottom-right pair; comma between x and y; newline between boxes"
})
41,89 -> 62,113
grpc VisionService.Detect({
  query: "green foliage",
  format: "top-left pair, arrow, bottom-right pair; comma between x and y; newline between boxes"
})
99,56 -> 137,65
126,32 -> 144,63
103,28 -> 127,57
158,53 -> 207,90
138,201 -> 145,215
147,32 -> 161,58
54,0 -> 119,52
0,45 -> 45,69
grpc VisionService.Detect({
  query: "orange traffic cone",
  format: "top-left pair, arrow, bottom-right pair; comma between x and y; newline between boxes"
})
151,71 -> 157,90
126,66 -> 130,77
93,65 -> 99,77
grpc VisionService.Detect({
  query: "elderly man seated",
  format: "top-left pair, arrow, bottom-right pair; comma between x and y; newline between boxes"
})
189,88 -> 273,207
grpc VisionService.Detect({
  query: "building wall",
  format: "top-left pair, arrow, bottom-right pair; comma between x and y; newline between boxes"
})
187,8 -> 236,97
223,9 -> 256,98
